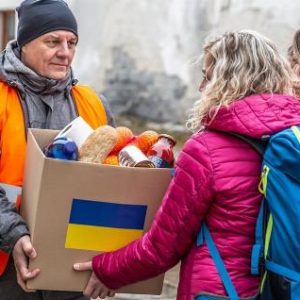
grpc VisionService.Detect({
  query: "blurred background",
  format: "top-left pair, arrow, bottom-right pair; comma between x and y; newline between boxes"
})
1,0 -> 300,139
1,0 -> 300,299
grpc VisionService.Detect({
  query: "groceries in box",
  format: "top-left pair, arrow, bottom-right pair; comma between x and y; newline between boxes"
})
44,117 -> 176,168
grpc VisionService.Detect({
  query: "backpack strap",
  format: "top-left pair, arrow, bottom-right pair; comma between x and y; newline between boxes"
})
225,132 -> 269,272
251,200 -> 265,275
201,131 -> 268,296
197,223 -> 239,300
265,260 -> 300,282
227,132 -> 268,155
259,214 -> 274,292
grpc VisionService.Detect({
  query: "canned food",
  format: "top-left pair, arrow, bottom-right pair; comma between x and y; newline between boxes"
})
147,134 -> 176,168
119,145 -> 155,168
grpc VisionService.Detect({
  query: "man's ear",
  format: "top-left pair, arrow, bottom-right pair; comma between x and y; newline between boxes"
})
21,44 -> 27,55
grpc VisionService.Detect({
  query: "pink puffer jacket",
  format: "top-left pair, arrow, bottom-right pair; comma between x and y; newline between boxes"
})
92,94 -> 300,299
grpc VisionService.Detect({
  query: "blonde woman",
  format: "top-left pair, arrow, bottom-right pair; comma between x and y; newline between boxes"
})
74,31 -> 300,300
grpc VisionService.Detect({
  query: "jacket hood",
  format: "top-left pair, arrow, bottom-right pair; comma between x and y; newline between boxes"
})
207,94 -> 300,138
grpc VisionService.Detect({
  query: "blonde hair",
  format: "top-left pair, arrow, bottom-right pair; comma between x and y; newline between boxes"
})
187,30 -> 297,131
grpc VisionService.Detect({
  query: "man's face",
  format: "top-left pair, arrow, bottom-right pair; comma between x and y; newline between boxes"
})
21,30 -> 78,80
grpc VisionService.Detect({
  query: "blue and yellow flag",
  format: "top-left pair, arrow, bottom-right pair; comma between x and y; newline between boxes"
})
65,199 -> 147,252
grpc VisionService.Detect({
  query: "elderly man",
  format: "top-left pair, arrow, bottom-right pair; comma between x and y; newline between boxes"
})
0,0 -> 115,299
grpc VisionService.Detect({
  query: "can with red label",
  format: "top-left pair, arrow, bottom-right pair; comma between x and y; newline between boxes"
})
119,145 -> 155,168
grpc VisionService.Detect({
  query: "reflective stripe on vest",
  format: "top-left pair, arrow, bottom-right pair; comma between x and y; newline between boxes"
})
0,81 -> 108,276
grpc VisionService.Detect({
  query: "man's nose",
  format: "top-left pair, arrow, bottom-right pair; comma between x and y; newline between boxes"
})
57,41 -> 70,57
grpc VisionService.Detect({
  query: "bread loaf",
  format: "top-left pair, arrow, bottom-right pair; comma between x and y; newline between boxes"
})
79,125 -> 117,163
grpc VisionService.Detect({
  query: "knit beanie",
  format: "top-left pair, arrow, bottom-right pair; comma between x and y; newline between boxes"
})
16,0 -> 78,48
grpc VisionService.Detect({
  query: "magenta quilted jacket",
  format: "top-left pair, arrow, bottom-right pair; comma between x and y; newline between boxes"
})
92,94 -> 300,299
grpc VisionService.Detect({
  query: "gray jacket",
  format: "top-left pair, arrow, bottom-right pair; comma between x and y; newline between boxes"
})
0,41 -> 115,253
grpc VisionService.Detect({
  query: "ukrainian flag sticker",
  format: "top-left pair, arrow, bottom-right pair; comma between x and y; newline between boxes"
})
65,199 -> 147,252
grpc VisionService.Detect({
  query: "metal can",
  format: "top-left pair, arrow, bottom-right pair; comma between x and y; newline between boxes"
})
118,145 -> 155,168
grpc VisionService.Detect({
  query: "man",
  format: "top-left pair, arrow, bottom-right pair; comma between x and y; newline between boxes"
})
0,0 -> 115,299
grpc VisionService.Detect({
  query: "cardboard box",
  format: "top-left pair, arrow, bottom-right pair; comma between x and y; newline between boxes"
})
21,128 -> 172,294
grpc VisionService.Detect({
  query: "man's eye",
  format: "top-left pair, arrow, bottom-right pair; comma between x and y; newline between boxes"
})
68,41 -> 77,48
46,40 -> 59,46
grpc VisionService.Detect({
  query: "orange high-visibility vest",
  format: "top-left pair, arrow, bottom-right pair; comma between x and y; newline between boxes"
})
0,81 -> 108,275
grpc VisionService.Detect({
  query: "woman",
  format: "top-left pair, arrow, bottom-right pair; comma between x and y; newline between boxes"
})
74,31 -> 300,299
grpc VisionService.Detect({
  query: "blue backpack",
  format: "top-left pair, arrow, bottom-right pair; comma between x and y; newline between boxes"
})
195,126 -> 300,300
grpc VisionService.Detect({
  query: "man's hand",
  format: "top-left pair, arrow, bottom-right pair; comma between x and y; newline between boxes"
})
12,235 -> 40,292
73,261 -> 115,299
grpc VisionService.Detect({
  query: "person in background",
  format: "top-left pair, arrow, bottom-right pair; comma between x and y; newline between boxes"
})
74,30 -> 300,299
0,0 -> 115,299
287,29 -> 300,97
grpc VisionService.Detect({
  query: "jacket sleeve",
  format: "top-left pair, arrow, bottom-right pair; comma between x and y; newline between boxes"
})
92,134 -> 216,290
0,186 -> 29,253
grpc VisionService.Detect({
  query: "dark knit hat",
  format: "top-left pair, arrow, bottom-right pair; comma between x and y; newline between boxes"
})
16,0 -> 78,48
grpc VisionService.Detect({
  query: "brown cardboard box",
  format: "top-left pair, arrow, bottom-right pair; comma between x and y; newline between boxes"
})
21,128 -> 172,294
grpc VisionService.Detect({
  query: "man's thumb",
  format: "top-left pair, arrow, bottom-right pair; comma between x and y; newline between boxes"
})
22,239 -> 36,259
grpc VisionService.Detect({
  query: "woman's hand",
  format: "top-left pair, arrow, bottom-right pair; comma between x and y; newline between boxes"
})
73,261 -> 115,299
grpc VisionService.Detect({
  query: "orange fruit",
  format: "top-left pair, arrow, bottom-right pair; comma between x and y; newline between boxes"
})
110,126 -> 134,154
103,154 -> 119,165
135,130 -> 159,153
